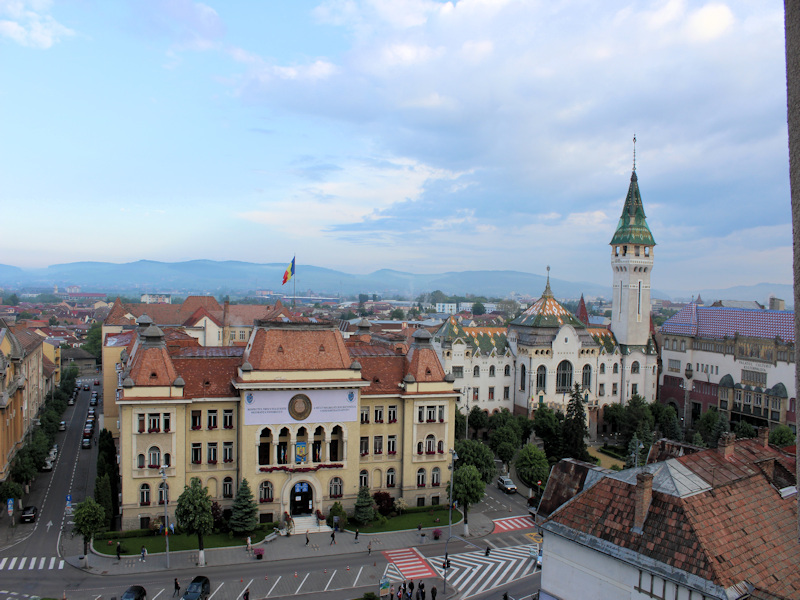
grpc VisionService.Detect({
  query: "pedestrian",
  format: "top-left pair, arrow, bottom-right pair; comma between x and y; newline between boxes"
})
243,589 -> 250,600
409,580 -> 415,597
417,523 -> 422,533
354,528 -> 359,543
368,541 -> 372,555
116,542 -> 121,561
430,586 -> 437,600
305,531 -> 310,546
416,589 -> 421,600
173,578 -> 180,597
420,582 -> 426,600
140,546 -> 146,562
390,584 -> 395,598
246,535 -> 251,553
330,531 -> 336,545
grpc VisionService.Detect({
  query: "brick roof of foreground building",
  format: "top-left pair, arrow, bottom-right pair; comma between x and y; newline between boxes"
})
358,353 -> 408,394
246,323 -> 352,371
661,303 -> 795,342
543,435 -> 799,599
406,330 -> 447,382
171,356 -> 240,397
126,326 -> 179,387
9,326 -> 44,354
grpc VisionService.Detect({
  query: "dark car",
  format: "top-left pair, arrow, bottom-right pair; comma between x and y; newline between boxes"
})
83,383 -> 90,390
121,586 -> 147,600
81,437 -> 91,449
181,576 -> 210,600
497,476 -> 517,494
20,506 -> 37,523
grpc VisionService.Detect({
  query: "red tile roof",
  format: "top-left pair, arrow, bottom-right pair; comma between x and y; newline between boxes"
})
246,326 -> 352,371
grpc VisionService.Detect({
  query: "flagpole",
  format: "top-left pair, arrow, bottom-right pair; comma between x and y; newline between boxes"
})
293,255 -> 296,309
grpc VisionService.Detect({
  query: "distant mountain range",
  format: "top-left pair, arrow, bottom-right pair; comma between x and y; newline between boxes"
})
0,260 -> 792,306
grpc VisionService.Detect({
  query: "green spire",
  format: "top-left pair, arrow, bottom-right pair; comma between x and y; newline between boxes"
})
610,169 -> 656,246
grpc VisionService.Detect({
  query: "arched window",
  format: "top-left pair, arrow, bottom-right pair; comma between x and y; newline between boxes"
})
259,481 -> 273,502
432,467 -> 441,486
599,363 -> 606,374
416,468 -> 426,487
417,441 -> 423,454
613,363 -> 619,374
222,477 -> 233,498
437,440 -> 444,454
387,468 -> 396,488
631,361 -> 640,374
148,446 -> 160,468
556,361 -> 573,392
520,364 -> 527,391
330,477 -> 343,497
582,365 -> 591,388
504,365 -> 511,376
139,483 -> 150,505
164,453 -> 171,467
425,435 -> 436,453
159,482 -> 169,504
473,366 -> 480,377
489,366 -> 495,377
359,470 -> 368,488
536,365 -> 547,391
137,454 -> 145,468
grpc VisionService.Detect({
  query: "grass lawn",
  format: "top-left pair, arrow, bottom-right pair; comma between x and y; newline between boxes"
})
588,445 -> 625,469
344,509 -> 462,534
94,531 -> 254,556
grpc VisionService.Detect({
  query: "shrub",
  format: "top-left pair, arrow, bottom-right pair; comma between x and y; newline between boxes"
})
326,501 -> 348,529
373,491 -> 394,517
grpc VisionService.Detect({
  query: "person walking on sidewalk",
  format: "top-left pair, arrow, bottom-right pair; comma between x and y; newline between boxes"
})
330,531 -> 336,545
430,586 -> 437,600
368,541 -> 372,555
173,578 -> 180,597
246,536 -> 251,553
409,580 -> 415,598
354,528 -> 359,543
116,542 -> 121,561
140,546 -> 146,562
243,589 -> 250,600
420,582 -> 426,600
305,531 -> 309,546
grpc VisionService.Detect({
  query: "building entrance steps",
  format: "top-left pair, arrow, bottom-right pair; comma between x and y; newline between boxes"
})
290,514 -> 333,534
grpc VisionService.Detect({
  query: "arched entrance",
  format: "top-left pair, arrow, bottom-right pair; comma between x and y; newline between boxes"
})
290,481 -> 314,515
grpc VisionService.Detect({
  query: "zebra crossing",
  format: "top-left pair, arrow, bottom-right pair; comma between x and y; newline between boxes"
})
433,545 -> 538,599
492,515 -> 535,533
383,548 -> 437,579
0,556 -> 65,571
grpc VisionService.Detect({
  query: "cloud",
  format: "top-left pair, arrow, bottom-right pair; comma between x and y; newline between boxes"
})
0,0 -> 74,49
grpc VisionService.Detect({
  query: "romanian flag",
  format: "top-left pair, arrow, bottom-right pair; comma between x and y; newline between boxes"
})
282,257 -> 295,285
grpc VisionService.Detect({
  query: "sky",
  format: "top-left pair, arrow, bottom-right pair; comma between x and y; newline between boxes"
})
0,0 -> 792,293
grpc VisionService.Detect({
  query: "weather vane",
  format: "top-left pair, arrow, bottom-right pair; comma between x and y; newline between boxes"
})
633,134 -> 637,171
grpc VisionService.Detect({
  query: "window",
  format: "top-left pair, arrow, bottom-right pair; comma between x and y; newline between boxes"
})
437,440 -> 444,453
668,359 -> 681,373
138,414 -> 145,433
239,330 -> 246,340
387,468 -> 396,487
208,410 -> 218,429
191,443 -> 202,464
223,477 -> 233,498
360,407 -> 369,424
503,386 -> 510,400
432,467 -> 441,486
223,409 -> 234,429
148,413 -> 160,432
417,468 -> 426,487
259,481 -> 274,502
208,443 -> 218,464
536,365 -> 546,391
427,406 -> 436,422
504,365 -> 511,376
613,363 -> 619,374
425,434 -> 436,453
229,331 -> 235,341
742,370 -> 767,387
330,477 -> 343,498
612,383 -> 618,396
223,442 -> 233,463
520,364 -> 527,391
631,361 -> 640,374
159,482 -> 169,504
148,446 -> 161,468
472,388 -> 479,402
137,453 -> 145,468
582,365 -> 591,388
599,384 -> 605,396
360,437 -> 369,455
488,387 -> 495,400
453,366 -> 463,379
418,406 -> 425,423
140,484 -> 151,505
631,383 -> 638,396
680,341 -> 685,351
374,406 -> 384,423
417,441 -> 424,454
599,363 -> 605,374
754,394 -> 762,407
388,405 -> 398,423
191,410 -> 201,430
556,361 -> 573,393
473,366 -> 480,377
374,436 -> 383,455
489,366 -> 495,377
163,413 -> 171,432
164,453 -> 171,467
388,435 -> 397,454
359,470 -> 368,488
672,340 -> 677,350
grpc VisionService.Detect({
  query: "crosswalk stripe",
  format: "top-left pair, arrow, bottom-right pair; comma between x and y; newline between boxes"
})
49,557 -> 55,569
0,556 -> 64,571
0,558 -> 6,570
17,558 -> 26,570
58,559 -> 64,570
7,558 -> 16,570
38,557 -> 45,569
29,557 -> 37,569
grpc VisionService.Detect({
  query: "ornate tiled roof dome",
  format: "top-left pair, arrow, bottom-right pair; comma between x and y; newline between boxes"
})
511,270 -> 585,329
610,169 -> 656,246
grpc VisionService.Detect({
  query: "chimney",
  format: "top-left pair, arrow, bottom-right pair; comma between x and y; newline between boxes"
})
633,471 -> 654,534
718,432 -> 736,458
757,426 -> 770,448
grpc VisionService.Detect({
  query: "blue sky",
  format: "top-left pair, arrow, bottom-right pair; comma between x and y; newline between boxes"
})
0,0 -> 791,292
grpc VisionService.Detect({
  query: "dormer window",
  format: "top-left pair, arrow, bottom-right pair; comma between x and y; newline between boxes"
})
150,372 -> 157,379
319,345 -> 325,352
277,345 -> 284,353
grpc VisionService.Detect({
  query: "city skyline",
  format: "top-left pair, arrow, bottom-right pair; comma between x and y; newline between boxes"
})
0,0 -> 791,291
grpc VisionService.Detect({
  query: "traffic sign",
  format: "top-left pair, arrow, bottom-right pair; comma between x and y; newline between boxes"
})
7,498 -> 13,516
66,494 -> 72,508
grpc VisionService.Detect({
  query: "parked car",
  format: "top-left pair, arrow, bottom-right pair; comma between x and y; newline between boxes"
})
81,437 -> 91,449
20,506 -> 37,523
181,576 -> 210,600
68,398 -> 75,406
83,383 -> 90,390
41,459 -> 53,472
94,379 -> 100,386
121,586 -> 147,600
89,398 -> 98,406
497,476 -> 517,494
50,444 -> 58,456
537,545 -> 543,568
59,421 -> 67,431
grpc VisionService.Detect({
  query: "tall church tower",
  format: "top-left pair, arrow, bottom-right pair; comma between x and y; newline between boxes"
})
610,146 -> 655,347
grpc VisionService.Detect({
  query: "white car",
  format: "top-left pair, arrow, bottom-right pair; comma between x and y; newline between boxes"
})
41,459 -> 53,472
59,421 -> 66,431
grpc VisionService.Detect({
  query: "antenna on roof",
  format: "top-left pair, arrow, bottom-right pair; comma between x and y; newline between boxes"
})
632,134 -> 637,171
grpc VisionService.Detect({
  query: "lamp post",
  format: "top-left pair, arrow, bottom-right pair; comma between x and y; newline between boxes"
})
683,363 -> 694,433
460,387 -> 471,439
448,449 -> 458,541
160,466 -> 169,568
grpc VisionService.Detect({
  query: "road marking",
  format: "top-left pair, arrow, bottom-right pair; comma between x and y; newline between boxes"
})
267,576 -> 281,597
0,559 -> 5,569
209,582 -> 224,600
492,516 -> 535,533
324,570 -> 336,591
235,579 -> 252,600
151,589 -> 164,600
49,557 -> 55,569
486,539 -> 497,548
59,559 -> 65,569
38,557 -> 45,569
353,566 -> 364,587
295,573 -> 309,594
17,558 -> 25,570
524,532 -> 543,544
29,558 -> 37,569
383,548 -> 436,579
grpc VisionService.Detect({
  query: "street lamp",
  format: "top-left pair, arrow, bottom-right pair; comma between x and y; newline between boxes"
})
683,363 -> 694,432
459,387 -> 471,439
448,449 -> 458,541
159,466 -> 169,568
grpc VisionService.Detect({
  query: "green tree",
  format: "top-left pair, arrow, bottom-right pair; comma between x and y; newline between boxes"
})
430,290 -> 448,304
326,501 -> 348,529
175,477 -> 214,566
73,498 -> 106,556
449,464 -> 484,536
497,442 -> 516,472
533,406 -> 562,461
696,408 -> 721,446
353,486 -> 375,524
602,403 -> 625,435
10,448 -> 36,486
488,408 -> 515,431
455,409 -> 466,440
619,394 -> 654,448
94,474 -> 113,530
389,308 -> 405,320
514,415 -> 536,448
769,425 -> 795,447
455,439 -> 496,484
561,384 -> 591,461
663,413 -> 683,442
229,478 -> 259,535
733,421 -> 756,439
709,414 -> 729,448
515,444 -> 550,495
471,302 -> 486,315
407,308 -> 420,318
691,432 -> 707,448
489,426 -> 521,454
48,315 -> 58,326
18,311 -> 33,320
468,405 -> 488,439
4,293 -> 19,306
341,310 -> 357,320
0,480 -> 23,503
626,433 -> 644,468
82,322 -> 102,359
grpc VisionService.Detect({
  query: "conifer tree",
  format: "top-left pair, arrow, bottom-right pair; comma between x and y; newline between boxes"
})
229,478 -> 258,535
353,486 -> 375,525
562,383 -> 591,462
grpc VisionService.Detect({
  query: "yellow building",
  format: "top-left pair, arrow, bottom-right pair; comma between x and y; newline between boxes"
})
116,317 -> 456,530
